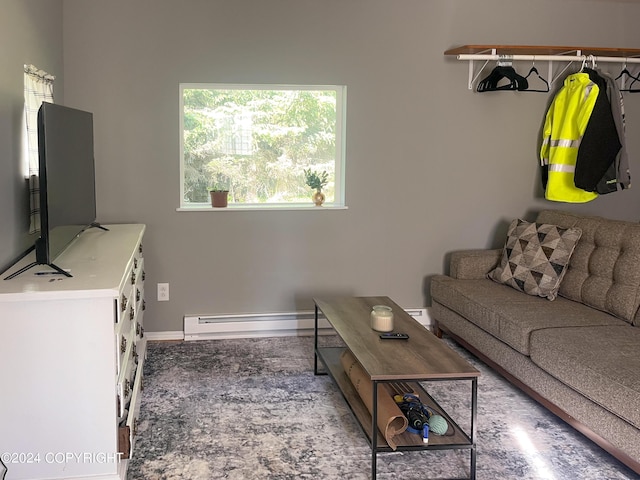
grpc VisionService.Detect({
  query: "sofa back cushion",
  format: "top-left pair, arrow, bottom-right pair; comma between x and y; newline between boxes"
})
536,210 -> 640,324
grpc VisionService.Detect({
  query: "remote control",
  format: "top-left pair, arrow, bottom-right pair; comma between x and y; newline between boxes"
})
379,332 -> 409,340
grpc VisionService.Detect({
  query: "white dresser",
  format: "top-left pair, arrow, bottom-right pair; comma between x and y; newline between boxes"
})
0,224 -> 146,480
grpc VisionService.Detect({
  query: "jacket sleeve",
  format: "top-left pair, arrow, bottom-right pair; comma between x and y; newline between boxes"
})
574,72 -> 621,191
540,101 -> 554,190
598,73 -> 631,192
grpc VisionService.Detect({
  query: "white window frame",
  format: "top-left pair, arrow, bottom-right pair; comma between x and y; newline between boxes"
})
178,83 -> 347,211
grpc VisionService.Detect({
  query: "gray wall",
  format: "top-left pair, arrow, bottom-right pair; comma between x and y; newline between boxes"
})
0,0 -> 63,272
54,1 -> 640,331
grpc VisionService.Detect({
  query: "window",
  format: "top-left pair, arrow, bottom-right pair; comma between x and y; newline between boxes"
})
180,84 -> 346,208
24,64 -> 54,232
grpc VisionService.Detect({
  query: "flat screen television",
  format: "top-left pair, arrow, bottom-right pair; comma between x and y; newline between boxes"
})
4,102 -> 106,280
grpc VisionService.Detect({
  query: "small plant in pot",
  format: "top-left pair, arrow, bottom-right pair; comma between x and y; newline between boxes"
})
209,186 -> 229,208
304,169 -> 328,206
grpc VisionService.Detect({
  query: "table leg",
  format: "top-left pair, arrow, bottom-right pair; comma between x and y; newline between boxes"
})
314,304 -> 320,375
470,377 -> 477,480
371,381 -> 378,479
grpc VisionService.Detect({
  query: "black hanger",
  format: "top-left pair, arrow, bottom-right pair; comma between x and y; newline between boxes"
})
615,66 -> 640,93
476,66 -> 529,92
522,64 -> 550,93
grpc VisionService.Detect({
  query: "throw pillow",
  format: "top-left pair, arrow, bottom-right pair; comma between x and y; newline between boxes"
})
489,219 -> 582,300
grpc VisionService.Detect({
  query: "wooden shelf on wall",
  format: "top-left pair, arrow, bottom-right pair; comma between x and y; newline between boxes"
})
445,45 -> 640,58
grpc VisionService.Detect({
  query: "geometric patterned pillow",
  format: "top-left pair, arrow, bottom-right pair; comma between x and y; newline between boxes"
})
488,219 -> 582,300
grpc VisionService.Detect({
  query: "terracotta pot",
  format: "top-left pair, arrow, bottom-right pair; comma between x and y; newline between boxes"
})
210,190 -> 229,208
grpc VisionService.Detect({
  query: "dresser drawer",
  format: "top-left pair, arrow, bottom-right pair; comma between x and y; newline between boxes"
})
116,339 -> 137,419
115,301 -> 134,376
116,282 -> 133,323
118,337 -> 145,460
133,289 -> 145,342
115,235 -> 146,470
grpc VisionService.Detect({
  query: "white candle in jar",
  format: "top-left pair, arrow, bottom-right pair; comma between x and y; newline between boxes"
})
371,305 -> 394,332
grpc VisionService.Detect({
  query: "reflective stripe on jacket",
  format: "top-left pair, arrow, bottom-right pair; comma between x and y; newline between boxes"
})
540,73 -> 599,203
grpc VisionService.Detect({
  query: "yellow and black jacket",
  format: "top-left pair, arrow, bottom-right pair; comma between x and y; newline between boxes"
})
540,72 -> 599,203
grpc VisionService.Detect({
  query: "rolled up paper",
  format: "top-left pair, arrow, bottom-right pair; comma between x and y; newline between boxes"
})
340,349 -> 408,450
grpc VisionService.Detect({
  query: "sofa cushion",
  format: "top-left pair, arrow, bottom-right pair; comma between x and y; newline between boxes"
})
536,210 -> 640,324
489,219 -> 582,301
430,275 -> 628,355
530,325 -> 640,430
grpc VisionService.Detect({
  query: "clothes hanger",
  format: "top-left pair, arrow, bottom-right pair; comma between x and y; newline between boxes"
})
579,56 -> 612,92
476,62 -> 529,92
522,59 -> 550,93
615,59 -> 640,92
579,55 -> 588,72
582,56 -> 603,81
579,55 -> 597,73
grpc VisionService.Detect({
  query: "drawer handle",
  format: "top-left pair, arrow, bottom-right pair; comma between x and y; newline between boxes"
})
121,294 -> 127,312
120,336 -> 127,354
133,418 -> 139,437
141,326 -> 145,338
134,258 -> 138,269
136,288 -> 141,302
142,270 -> 146,281
124,379 -> 130,398
129,305 -> 135,320
136,322 -> 141,336
133,344 -> 138,362
142,300 -> 146,311
131,271 -> 136,285
139,243 -> 143,254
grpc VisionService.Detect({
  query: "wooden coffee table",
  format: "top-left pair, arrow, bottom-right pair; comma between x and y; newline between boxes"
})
313,296 -> 480,479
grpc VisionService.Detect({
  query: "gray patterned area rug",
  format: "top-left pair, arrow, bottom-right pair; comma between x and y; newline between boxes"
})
127,335 -> 636,480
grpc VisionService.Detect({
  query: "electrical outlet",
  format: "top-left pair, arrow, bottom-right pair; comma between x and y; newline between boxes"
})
157,283 -> 169,301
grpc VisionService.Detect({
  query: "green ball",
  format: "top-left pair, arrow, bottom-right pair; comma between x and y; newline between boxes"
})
428,414 -> 448,435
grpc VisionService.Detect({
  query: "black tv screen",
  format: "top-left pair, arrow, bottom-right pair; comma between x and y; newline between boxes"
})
36,102 -> 97,267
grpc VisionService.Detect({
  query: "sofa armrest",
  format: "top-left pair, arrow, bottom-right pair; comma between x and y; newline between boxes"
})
449,249 -> 502,279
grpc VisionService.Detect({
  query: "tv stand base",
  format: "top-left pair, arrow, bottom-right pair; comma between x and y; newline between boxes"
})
3,261 -> 72,280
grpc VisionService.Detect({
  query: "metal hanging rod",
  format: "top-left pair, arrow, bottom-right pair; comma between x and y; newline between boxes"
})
456,51 -> 640,90
456,53 -> 640,64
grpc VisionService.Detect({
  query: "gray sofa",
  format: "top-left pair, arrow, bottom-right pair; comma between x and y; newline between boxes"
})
430,209 -> 640,474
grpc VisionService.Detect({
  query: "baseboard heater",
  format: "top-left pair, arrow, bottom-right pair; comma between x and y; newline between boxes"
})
183,308 -> 430,341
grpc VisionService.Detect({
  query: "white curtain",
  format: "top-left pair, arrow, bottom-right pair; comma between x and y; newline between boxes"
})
24,64 -> 55,234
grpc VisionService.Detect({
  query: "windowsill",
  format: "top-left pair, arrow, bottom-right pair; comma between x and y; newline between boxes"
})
177,204 -> 348,212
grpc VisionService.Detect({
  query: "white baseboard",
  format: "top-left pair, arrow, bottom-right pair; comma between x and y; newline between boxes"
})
145,330 -> 185,341
404,307 -> 432,330
183,311 -> 333,341
182,307 -> 432,341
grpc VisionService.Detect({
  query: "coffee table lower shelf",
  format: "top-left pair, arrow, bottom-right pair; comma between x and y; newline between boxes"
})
316,346 -> 476,478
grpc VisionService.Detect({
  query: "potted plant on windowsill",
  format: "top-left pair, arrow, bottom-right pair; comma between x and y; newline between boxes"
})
209,187 -> 229,208
304,169 -> 328,207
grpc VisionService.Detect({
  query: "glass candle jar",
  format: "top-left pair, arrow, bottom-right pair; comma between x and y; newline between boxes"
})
371,305 -> 394,332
